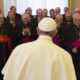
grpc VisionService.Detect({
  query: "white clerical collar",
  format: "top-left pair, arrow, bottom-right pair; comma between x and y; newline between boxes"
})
38,35 -> 52,41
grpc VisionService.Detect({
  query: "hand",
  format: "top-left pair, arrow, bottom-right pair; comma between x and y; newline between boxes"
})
72,47 -> 78,54
23,27 -> 31,35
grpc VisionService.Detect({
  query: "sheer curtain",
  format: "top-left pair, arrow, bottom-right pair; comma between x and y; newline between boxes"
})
4,0 -> 16,17
4,0 -> 68,16
16,0 -> 47,14
46,0 -> 68,13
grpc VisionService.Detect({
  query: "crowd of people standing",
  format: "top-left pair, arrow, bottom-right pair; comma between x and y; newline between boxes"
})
0,6 -> 80,80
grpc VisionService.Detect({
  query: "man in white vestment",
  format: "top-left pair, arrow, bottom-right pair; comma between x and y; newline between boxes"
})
1,17 -> 76,80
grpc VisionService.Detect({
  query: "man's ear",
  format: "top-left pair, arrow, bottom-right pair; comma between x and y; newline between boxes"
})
36,27 -> 40,35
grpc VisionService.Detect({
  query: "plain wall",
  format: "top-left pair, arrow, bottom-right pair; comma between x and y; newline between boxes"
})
71,0 -> 80,12
0,0 -> 3,14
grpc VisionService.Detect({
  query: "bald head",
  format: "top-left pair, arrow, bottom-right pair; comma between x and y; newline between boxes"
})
22,13 -> 31,24
74,7 -> 80,13
73,13 -> 80,27
73,13 -> 80,19
55,7 -> 61,15
56,14 -> 63,24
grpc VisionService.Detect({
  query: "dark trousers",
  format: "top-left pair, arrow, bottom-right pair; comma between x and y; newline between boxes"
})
0,42 -> 10,80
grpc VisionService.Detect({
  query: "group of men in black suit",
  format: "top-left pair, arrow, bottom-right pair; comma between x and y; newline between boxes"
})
0,6 -> 80,80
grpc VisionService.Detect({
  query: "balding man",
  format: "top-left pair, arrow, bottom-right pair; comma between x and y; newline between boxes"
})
74,7 -> 80,14
34,8 -> 43,27
66,13 -> 80,80
59,13 -> 80,80
55,7 -> 61,15
2,18 -> 76,80
72,13 -> 80,80
53,14 -> 64,47
18,13 -> 37,43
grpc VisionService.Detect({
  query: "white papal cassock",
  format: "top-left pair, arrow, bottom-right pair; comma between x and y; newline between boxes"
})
2,35 -> 76,80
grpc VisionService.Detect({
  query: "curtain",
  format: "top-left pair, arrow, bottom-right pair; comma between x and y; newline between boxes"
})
4,0 -> 68,16
4,0 -> 16,17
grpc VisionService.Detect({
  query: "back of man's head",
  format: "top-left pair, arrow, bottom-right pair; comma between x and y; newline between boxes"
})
38,17 -> 57,37
38,17 -> 57,32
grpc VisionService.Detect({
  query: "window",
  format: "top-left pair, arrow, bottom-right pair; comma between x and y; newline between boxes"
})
4,0 -> 68,16
16,0 -> 68,15
4,0 -> 16,17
